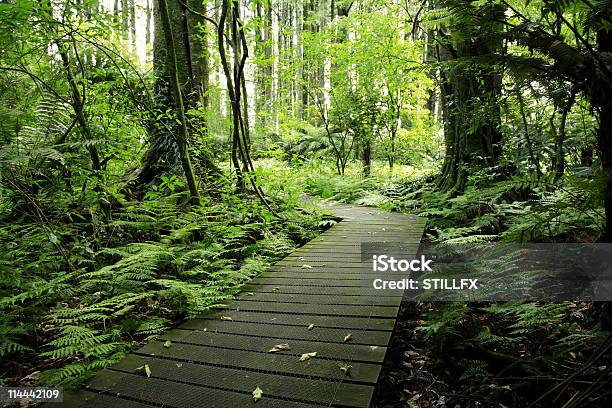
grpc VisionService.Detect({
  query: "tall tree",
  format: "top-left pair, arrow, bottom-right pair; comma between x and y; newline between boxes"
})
435,0 -> 505,193
500,0 -> 612,238
130,0 -> 218,192
157,0 -> 200,204
218,0 -> 272,210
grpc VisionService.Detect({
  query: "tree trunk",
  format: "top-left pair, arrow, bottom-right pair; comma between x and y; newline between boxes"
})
596,29 -> 612,241
145,0 -> 152,63
362,140 -> 371,177
129,0 -> 218,193
157,0 -> 200,205
129,0 -> 136,51
121,0 -> 128,41
554,89 -> 577,182
435,2 -> 504,193
517,88 -> 542,179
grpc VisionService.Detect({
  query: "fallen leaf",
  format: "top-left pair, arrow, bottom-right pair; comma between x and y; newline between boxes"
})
252,386 -> 263,402
268,343 -> 291,353
272,287 -> 280,292
301,264 -> 313,269
343,333 -> 352,342
299,352 -> 317,362
163,340 -> 172,348
175,363 -> 183,368
339,362 -> 352,375
135,364 -> 152,378
298,257 -> 305,261
307,323 -> 315,330
569,351 -> 577,359
246,292 -> 255,296
220,315 -> 233,321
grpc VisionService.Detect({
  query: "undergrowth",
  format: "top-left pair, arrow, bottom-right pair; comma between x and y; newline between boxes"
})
0,182 -> 326,387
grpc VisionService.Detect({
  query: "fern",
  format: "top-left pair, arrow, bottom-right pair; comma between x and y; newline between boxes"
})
459,359 -> 491,382
415,302 -> 470,342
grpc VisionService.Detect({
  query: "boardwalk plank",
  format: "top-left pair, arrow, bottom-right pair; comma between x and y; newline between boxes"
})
234,291 -> 402,306
158,330 -> 387,362
178,320 -> 393,345
219,300 -> 399,317
136,341 -> 382,383
241,283 -> 404,296
111,355 -> 374,407
86,370 -> 318,407
65,203 -> 426,407
191,310 -> 397,330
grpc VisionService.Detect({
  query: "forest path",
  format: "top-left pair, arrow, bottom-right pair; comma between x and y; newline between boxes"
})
61,202 -> 426,408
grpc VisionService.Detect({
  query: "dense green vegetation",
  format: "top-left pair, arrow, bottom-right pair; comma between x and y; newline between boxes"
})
1,0 -> 611,406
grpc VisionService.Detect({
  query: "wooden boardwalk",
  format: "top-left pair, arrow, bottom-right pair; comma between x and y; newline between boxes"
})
62,203 -> 426,408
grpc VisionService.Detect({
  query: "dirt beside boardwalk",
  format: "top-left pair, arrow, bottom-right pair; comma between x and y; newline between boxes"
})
372,302 -> 612,408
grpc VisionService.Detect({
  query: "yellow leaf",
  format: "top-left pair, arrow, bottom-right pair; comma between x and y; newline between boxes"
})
299,352 -> 317,362
252,386 -> 263,402
307,323 -> 315,330
268,343 -> 291,353
301,264 -> 313,269
220,315 -> 233,321
163,340 -> 172,348
339,362 -> 352,375
344,333 -> 352,342
246,292 -> 255,296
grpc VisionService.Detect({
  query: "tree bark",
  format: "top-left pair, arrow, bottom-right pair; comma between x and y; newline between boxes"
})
516,88 -> 542,179
129,0 -> 218,192
595,29 -> 612,241
554,88 -> 577,182
157,0 -> 200,205
435,1 -> 504,193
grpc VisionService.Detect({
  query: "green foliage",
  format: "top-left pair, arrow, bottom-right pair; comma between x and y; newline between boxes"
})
459,359 -> 491,382
0,186 -> 324,386
415,302 -> 470,342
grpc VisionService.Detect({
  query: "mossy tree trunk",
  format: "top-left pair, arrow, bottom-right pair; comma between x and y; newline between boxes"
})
157,0 -> 200,205
435,1 -> 504,193
130,0 -> 218,193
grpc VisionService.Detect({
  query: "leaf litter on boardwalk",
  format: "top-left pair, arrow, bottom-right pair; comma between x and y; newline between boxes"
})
268,343 -> 290,353
299,352 -> 317,362
252,386 -> 263,402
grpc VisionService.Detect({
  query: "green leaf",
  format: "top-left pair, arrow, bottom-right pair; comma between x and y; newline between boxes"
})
339,362 -> 352,375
